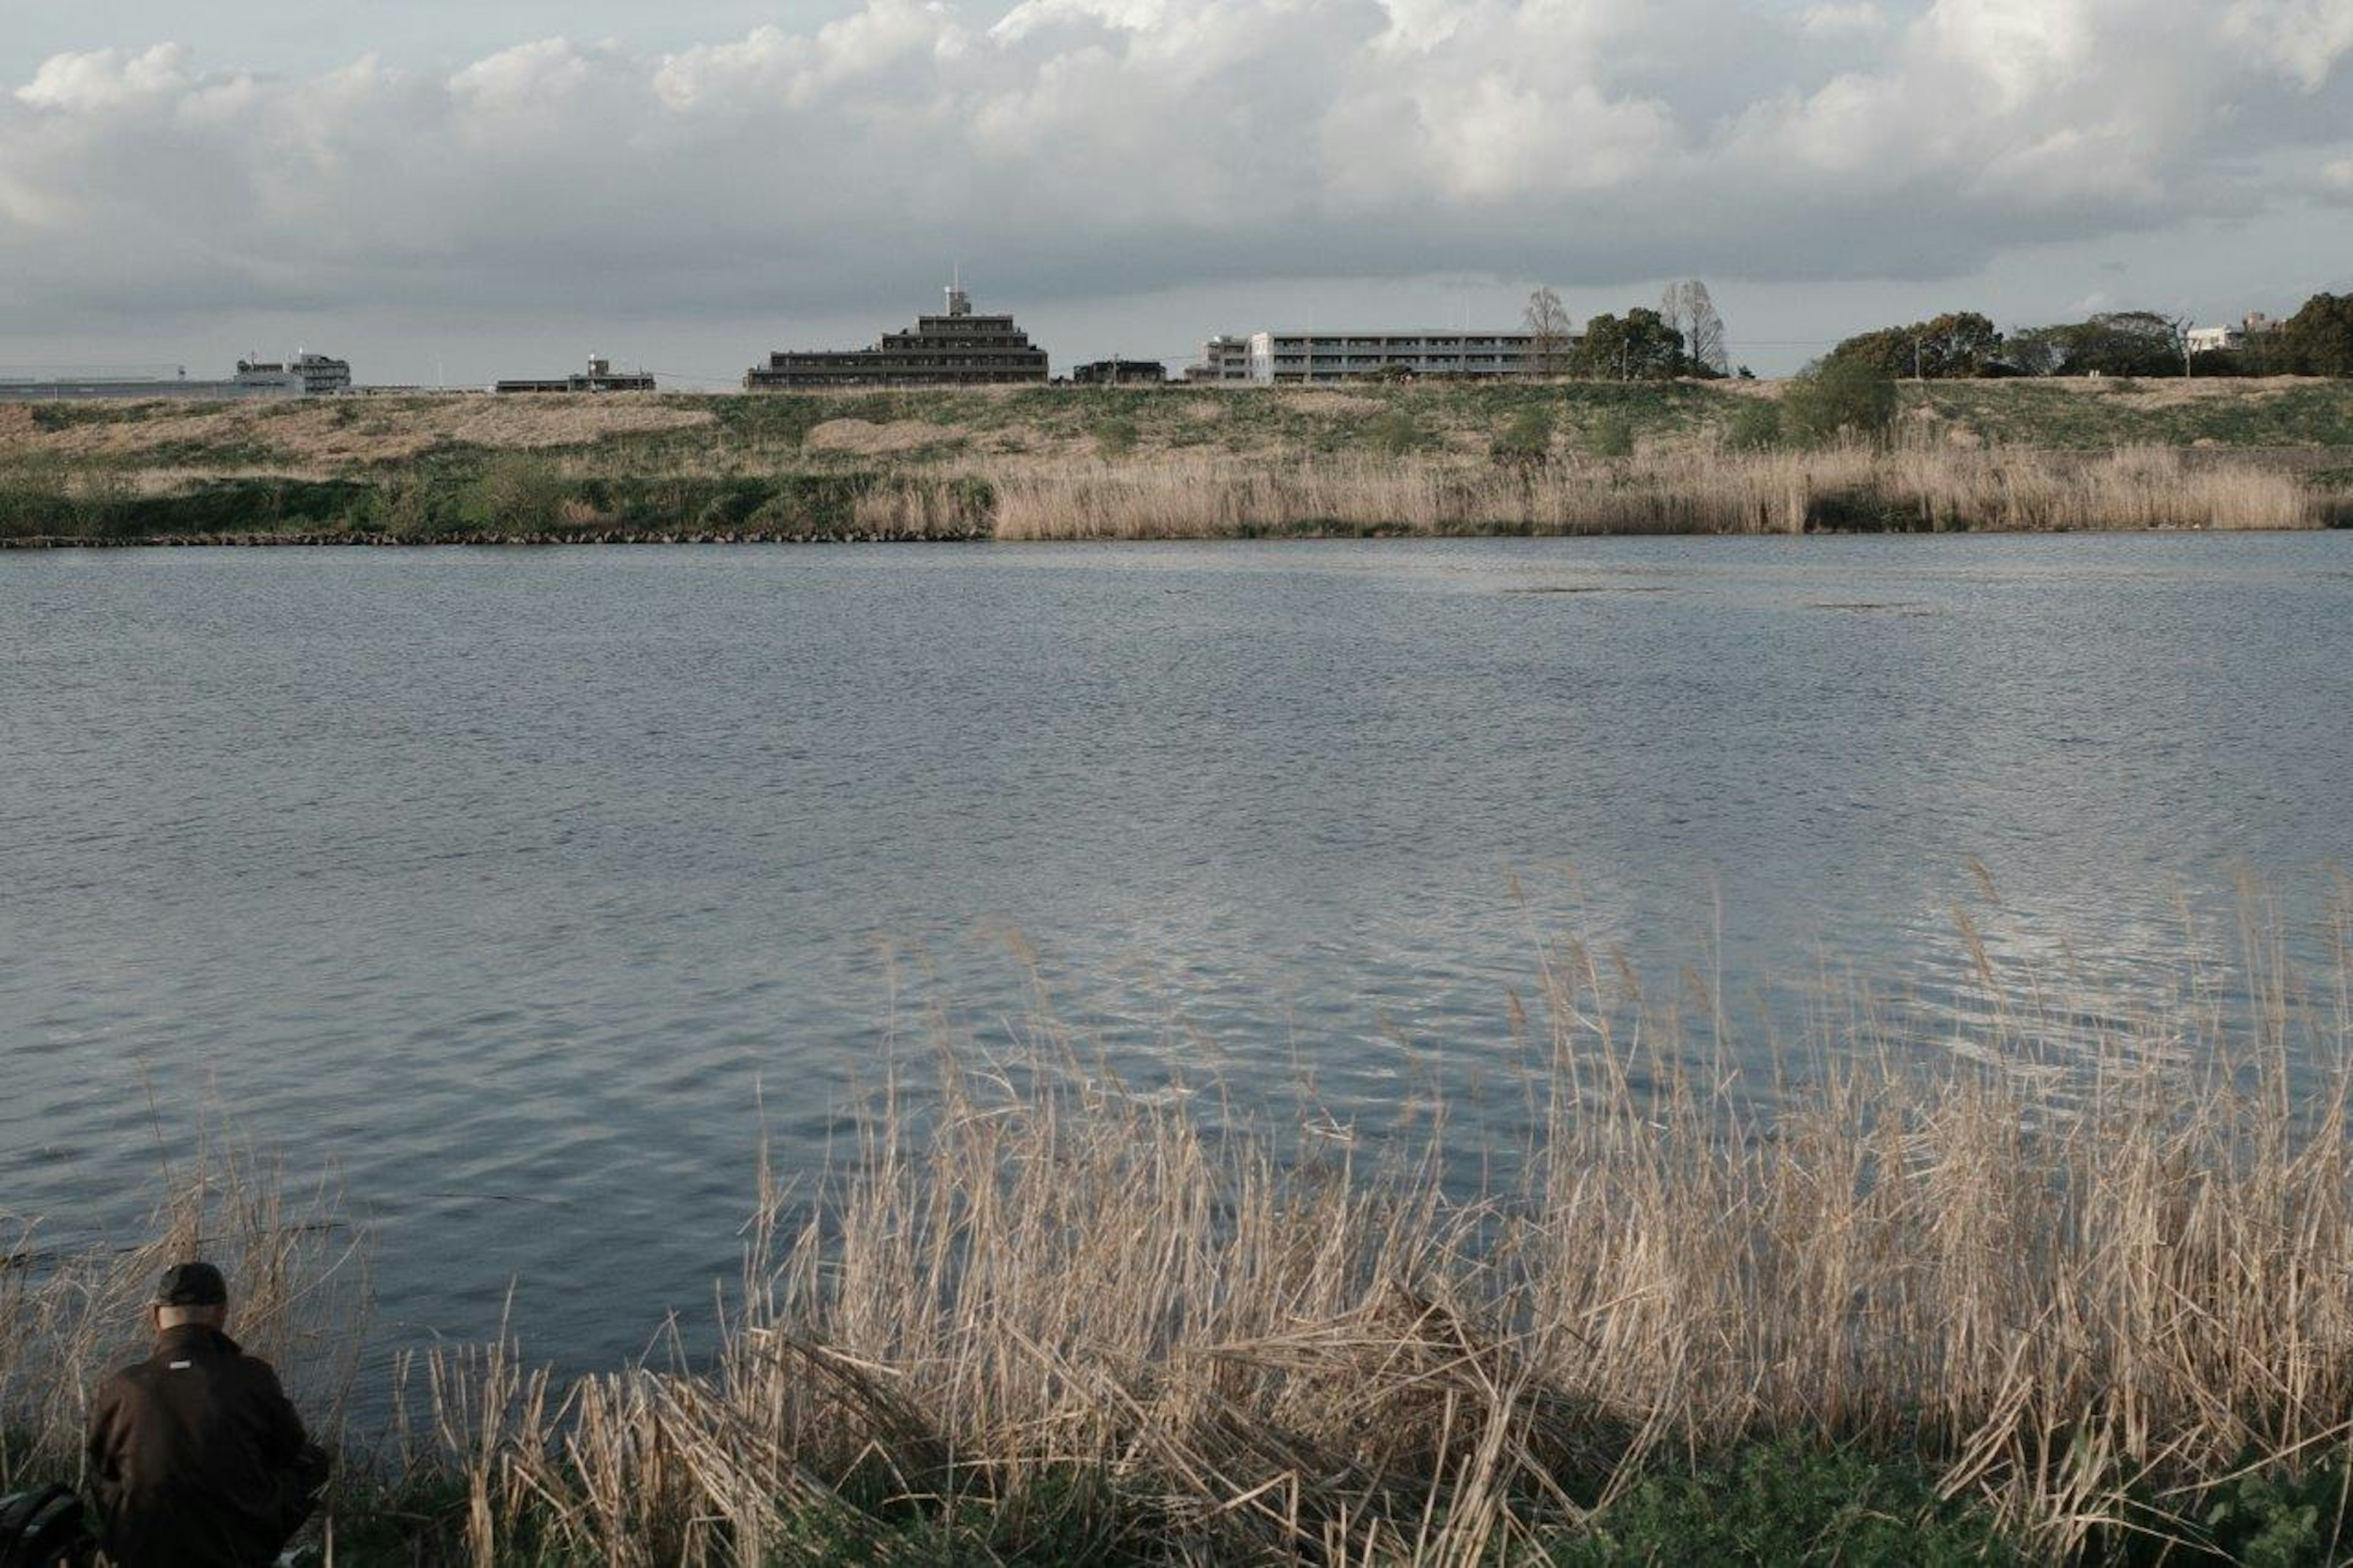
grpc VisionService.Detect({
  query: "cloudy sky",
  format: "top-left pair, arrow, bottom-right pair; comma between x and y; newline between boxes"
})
4,0 -> 2351,384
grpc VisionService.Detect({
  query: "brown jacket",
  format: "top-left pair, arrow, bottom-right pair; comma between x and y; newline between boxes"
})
85,1325 -> 319,1567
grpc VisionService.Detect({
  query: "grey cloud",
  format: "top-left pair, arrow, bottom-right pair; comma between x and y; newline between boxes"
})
2,0 -> 2351,353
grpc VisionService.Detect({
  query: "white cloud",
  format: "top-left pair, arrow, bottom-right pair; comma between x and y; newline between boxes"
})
0,0 -> 2349,344
15,44 -> 188,110
2224,0 -> 2353,91
1798,3 -> 1887,37
449,39 -> 604,113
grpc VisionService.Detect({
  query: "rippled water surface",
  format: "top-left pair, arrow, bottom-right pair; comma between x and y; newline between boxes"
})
4,535 -> 2350,1370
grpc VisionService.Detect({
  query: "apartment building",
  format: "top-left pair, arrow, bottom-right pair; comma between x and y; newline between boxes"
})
1183,335 -> 1252,383
2186,313 -> 2276,355
1186,328 -> 1574,384
746,287 -> 1050,389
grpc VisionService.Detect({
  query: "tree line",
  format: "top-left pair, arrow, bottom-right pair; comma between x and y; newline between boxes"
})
1512,286 -> 2353,382
1821,294 -> 2353,380
1521,282 -> 1734,381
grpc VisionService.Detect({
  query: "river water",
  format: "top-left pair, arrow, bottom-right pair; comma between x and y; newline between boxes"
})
4,535 -> 2349,1377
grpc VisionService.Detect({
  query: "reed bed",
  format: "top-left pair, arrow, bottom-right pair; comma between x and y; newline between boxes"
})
433,920 -> 2353,1564
11,911 -> 2353,1562
0,1141 -> 364,1493
970,445 -> 2318,540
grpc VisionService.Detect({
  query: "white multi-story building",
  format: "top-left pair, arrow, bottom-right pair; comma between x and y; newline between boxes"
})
1184,335 -> 1252,382
2186,313 -> 2275,356
1191,329 -> 1577,384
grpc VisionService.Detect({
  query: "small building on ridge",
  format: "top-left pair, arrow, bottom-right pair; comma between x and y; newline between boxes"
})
494,356 -> 656,395
745,287 -> 1050,389
1071,358 -> 1166,385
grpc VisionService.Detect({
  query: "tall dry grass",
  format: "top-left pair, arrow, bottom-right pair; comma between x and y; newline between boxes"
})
0,1140 -> 365,1491
12,901 -> 2353,1561
967,445 -> 2317,540
395,896 -> 2353,1563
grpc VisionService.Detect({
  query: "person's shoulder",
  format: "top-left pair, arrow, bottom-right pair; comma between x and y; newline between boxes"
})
91,1357 -> 152,1412
222,1344 -> 289,1389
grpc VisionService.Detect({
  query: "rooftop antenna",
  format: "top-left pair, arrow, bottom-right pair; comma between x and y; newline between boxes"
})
946,261 -> 971,319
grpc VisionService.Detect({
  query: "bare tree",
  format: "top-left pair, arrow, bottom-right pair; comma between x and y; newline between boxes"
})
1688,283 -> 1728,376
1659,282 -> 1691,373
1661,280 -> 1729,376
2165,311 -> 2195,378
1522,286 -> 1573,377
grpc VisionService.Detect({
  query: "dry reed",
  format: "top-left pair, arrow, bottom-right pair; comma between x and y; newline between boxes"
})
385,898 -> 2353,1562
0,1140 -> 365,1491
966,445 -> 2317,540
11,903 -> 2353,1562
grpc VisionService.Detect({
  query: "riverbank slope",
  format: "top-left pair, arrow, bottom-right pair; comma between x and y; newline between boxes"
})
4,378 -> 2351,544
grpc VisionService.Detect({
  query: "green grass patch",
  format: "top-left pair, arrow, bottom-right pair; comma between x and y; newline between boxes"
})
1548,1441 -> 2018,1566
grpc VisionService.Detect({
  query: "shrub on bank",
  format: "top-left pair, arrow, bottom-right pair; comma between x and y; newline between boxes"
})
0,464 -> 73,539
1584,409 -> 1636,458
1786,359 -> 1899,446
463,454 -> 567,534
1092,415 -> 1140,456
1366,407 -> 1430,456
1491,406 -> 1556,466
1726,398 -> 1785,451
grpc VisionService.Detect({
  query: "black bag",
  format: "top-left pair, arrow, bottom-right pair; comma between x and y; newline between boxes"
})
0,1486 -> 91,1568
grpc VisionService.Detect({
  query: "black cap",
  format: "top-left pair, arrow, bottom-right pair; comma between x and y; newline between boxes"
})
155,1262 -> 228,1307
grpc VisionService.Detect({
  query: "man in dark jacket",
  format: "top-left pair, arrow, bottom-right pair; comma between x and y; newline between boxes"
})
84,1262 -> 328,1567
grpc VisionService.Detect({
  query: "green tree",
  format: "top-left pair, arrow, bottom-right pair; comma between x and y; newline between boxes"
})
1577,308 -> 1684,380
1783,358 -> 1898,446
1830,311 -> 2003,379
2008,311 -> 2183,377
2263,292 -> 2353,376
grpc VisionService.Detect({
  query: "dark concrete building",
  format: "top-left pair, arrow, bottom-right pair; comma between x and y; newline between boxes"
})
236,352 -> 352,395
1070,358 -> 1165,385
494,355 -> 655,394
745,288 -> 1049,389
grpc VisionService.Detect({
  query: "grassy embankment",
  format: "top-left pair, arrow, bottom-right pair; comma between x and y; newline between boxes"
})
10,903 -> 2353,1563
3,378 -> 2352,545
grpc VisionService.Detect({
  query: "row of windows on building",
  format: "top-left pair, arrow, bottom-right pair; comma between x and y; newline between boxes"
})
735,289 -> 1577,391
